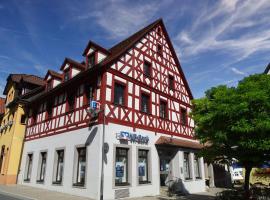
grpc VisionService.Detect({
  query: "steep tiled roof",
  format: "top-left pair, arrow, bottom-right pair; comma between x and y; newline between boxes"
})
45,70 -> 63,80
3,74 -> 45,95
0,97 -> 5,114
27,18 -> 194,102
60,58 -> 86,71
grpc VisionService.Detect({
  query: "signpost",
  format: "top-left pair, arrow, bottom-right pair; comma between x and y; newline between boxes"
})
88,100 -> 105,200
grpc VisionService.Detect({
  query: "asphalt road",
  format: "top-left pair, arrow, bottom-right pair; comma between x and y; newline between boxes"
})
0,193 -> 31,200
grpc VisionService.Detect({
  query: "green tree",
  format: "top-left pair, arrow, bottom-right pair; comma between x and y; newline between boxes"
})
192,74 -> 270,196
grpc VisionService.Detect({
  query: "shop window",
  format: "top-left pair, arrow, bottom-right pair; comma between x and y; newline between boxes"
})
183,152 -> 191,180
64,71 -> 70,82
73,147 -> 86,187
143,61 -> 152,78
37,152 -> 47,183
114,83 -> 125,106
115,147 -> 129,186
20,114 -> 27,124
24,153 -> 33,181
138,149 -> 150,184
181,108 -> 187,125
194,154 -> 201,179
160,100 -> 167,119
168,75 -> 174,90
141,93 -> 150,113
88,53 -> 95,68
53,150 -> 64,184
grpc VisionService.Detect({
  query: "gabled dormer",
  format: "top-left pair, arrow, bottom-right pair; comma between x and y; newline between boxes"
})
44,70 -> 62,90
82,40 -> 109,68
60,58 -> 86,82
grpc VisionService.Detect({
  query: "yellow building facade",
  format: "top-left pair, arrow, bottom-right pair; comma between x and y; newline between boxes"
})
0,74 -> 44,184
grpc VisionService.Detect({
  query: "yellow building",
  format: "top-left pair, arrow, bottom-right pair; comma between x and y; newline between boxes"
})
0,74 -> 44,184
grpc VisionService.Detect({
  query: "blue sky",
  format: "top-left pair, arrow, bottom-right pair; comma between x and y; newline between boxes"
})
0,0 -> 269,98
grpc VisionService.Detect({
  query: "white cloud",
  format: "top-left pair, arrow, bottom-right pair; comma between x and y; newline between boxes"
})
231,67 -> 246,75
176,0 -> 270,64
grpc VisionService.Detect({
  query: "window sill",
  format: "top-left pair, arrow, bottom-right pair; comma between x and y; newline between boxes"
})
184,178 -> 193,182
139,181 -> 151,185
24,179 -> 30,182
72,183 -> 86,188
113,103 -> 127,109
115,183 -> 130,187
139,111 -> 152,116
36,180 -> 44,184
52,181 -> 62,186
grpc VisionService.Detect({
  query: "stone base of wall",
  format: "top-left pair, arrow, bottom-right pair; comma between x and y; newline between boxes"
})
0,174 -> 17,185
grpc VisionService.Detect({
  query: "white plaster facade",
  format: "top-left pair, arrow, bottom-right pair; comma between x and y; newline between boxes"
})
18,122 -> 205,200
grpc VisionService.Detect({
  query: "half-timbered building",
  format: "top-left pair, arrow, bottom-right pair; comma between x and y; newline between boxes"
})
18,19 -> 205,199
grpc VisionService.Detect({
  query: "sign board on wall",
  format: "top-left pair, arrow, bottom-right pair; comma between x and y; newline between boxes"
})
116,131 -> 149,144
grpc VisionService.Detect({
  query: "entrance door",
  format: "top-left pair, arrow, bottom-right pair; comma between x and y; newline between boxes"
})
160,158 -> 170,186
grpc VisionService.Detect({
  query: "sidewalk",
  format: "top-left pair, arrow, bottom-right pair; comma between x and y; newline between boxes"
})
0,185 -> 92,200
0,185 -> 223,200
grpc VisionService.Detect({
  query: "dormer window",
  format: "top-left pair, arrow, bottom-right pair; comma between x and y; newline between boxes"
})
88,53 -> 95,68
47,81 -> 52,91
64,71 -> 70,82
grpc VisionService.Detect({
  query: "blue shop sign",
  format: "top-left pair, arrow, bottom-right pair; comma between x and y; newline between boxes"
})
116,131 -> 149,144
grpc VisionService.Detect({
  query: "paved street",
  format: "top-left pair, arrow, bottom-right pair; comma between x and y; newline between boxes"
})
0,185 -> 224,200
0,193 -> 32,200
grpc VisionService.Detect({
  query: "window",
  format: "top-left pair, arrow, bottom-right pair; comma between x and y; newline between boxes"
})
143,61 -> 151,77
24,153 -> 33,181
47,101 -> 53,119
53,150 -> 64,184
114,83 -> 125,106
141,93 -> 150,113
194,154 -> 201,179
168,75 -> 174,90
74,147 -> 86,186
47,81 -> 52,91
37,152 -> 47,183
68,94 -> 75,111
115,147 -> 129,186
160,101 -> 167,119
64,71 -> 70,82
138,149 -> 150,184
183,152 -> 191,180
0,146 -> 5,173
20,115 -> 26,124
157,27 -> 161,36
88,54 -> 95,68
181,108 -> 187,125
85,85 -> 94,104
157,44 -> 162,56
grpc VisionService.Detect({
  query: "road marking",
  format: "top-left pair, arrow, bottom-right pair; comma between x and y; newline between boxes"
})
0,189 -> 37,200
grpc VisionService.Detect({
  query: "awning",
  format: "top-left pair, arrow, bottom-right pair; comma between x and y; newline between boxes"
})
155,136 -> 203,149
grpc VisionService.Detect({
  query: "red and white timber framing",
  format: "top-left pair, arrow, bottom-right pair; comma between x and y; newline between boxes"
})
25,24 -> 194,141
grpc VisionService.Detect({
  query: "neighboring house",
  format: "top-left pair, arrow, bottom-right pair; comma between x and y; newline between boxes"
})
0,74 -> 45,184
17,19 -> 205,199
264,63 -> 270,74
